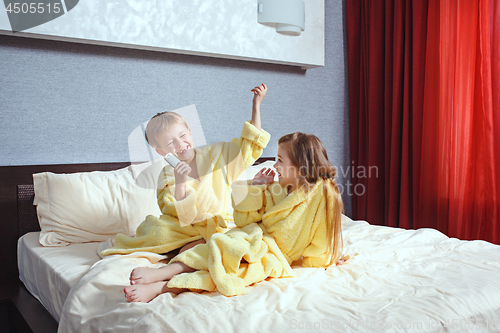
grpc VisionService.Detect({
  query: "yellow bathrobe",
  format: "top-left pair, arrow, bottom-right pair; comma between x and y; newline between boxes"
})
167,178 -> 342,296
101,121 -> 270,256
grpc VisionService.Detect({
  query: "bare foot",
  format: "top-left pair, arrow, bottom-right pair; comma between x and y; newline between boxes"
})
130,267 -> 166,285
130,263 -> 197,285
124,282 -> 186,302
124,282 -> 166,303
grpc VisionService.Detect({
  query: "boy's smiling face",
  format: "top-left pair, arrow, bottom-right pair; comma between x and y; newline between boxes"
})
155,122 -> 195,163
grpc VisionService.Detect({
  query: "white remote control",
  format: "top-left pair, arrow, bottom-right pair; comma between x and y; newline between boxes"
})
164,153 -> 181,168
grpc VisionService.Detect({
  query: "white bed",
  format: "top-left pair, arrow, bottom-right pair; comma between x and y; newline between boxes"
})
19,160 -> 500,332
17,232 -> 101,322
19,215 -> 500,333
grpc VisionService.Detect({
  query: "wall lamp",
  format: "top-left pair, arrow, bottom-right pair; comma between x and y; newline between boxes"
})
257,0 -> 305,36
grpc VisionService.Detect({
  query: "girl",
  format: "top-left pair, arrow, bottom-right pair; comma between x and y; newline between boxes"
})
124,132 -> 344,302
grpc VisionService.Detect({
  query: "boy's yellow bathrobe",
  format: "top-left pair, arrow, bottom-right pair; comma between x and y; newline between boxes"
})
101,122 -> 270,256
167,178 -> 341,296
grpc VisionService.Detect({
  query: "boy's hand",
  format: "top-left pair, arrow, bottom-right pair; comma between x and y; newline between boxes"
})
173,161 -> 191,201
250,168 -> 275,185
174,161 -> 191,184
251,83 -> 267,105
251,83 -> 266,131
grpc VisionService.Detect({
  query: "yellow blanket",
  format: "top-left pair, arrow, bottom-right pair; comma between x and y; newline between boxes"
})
101,122 -> 270,256
167,179 -> 341,296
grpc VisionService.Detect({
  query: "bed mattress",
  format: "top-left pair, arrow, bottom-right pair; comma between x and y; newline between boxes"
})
17,232 -> 101,322
18,217 -> 500,332
58,216 -> 500,333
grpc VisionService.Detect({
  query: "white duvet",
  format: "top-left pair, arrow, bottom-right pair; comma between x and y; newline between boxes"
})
58,216 -> 500,333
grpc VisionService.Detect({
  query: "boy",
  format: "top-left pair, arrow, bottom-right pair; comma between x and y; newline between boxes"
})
101,84 -> 270,260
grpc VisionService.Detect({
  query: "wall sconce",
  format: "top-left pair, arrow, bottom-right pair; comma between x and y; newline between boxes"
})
257,0 -> 305,36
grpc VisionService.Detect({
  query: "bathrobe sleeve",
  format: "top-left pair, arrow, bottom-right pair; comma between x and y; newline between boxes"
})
223,121 -> 271,184
232,181 -> 288,228
156,170 -> 198,227
231,181 -> 267,228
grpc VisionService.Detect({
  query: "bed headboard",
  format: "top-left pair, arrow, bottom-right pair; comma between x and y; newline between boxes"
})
17,185 -> 38,237
0,158 -> 274,286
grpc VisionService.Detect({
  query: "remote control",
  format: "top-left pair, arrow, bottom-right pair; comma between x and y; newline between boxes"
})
164,153 -> 181,168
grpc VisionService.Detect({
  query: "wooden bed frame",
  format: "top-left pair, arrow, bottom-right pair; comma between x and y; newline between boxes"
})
0,158 -> 274,333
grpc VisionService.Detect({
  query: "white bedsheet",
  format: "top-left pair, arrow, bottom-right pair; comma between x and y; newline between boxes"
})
57,216 -> 500,333
17,232 -> 101,321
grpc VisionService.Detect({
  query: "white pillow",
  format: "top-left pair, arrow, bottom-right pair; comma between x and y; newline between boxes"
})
33,160 -> 164,246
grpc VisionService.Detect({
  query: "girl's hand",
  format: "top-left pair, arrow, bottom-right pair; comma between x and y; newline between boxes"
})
174,161 -> 191,185
250,168 -> 275,185
251,83 -> 267,105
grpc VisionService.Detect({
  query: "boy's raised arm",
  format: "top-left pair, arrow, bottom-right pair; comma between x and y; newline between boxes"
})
251,83 -> 267,131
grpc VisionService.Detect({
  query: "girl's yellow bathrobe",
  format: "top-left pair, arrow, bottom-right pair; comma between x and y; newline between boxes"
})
101,122 -> 270,256
167,178 -> 342,296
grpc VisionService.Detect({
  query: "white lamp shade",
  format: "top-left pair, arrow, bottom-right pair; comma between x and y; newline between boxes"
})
257,0 -> 305,36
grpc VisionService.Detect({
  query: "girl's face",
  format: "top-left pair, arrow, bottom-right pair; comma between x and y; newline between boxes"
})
274,143 -> 300,192
155,122 -> 195,163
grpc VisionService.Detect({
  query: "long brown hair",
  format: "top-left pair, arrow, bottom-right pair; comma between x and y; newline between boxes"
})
279,132 -> 343,267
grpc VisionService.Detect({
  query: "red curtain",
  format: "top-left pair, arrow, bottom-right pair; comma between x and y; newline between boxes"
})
346,0 -> 428,228
346,0 -> 500,244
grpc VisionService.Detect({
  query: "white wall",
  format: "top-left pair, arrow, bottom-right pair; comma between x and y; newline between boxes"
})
0,0 -> 324,69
